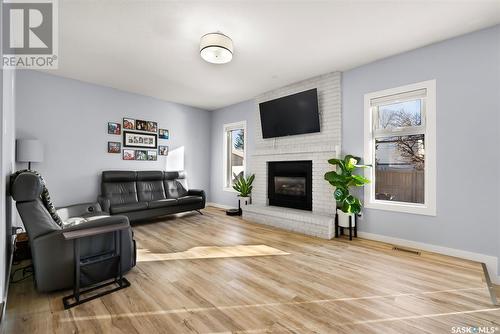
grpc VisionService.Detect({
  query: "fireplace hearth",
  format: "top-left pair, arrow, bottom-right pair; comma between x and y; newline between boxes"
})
268,161 -> 312,211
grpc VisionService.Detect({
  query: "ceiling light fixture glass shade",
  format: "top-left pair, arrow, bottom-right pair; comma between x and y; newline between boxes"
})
200,32 -> 233,64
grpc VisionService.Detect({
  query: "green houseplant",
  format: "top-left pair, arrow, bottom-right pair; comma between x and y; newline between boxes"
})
324,155 -> 370,227
232,173 -> 255,201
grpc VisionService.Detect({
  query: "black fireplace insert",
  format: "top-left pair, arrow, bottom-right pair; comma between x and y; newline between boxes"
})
268,160 -> 312,211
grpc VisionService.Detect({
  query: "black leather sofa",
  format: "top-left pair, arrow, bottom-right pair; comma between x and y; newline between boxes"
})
98,171 -> 205,222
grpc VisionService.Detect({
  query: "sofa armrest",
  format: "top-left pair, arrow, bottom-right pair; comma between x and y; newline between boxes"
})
62,214 -> 130,233
56,202 -> 102,221
188,189 -> 206,199
98,196 -> 111,213
62,221 -> 129,240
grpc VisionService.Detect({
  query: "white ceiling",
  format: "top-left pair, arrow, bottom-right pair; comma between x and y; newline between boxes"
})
49,0 -> 500,110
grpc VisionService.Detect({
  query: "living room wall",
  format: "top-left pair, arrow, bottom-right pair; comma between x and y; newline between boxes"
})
15,71 -> 211,207
0,68 -> 16,305
342,25 -> 500,276
209,99 -> 255,208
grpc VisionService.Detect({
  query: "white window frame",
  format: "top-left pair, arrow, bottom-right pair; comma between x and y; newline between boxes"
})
364,80 -> 436,216
223,121 -> 247,192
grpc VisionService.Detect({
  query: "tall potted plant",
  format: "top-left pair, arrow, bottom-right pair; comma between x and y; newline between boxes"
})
232,173 -> 255,205
324,155 -> 370,231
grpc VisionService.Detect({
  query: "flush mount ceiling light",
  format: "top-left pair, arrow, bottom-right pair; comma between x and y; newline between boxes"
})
200,32 -> 233,64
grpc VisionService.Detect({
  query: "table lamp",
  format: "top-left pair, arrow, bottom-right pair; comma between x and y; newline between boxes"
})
16,139 -> 43,170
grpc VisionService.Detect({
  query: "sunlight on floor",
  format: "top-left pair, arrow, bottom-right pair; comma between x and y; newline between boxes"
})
136,245 -> 290,262
62,287 -> 492,323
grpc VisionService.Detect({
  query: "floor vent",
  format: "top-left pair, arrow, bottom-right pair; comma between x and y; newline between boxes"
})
392,246 -> 421,256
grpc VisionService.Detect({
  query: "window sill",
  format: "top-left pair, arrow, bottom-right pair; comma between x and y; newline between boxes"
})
223,187 -> 237,193
365,200 -> 436,216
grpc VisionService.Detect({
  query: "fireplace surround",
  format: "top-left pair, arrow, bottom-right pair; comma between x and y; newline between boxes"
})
268,161 -> 312,211
242,72 -> 341,239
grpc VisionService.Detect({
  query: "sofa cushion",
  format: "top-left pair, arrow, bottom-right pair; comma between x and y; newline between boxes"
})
102,182 -> 138,205
82,212 -> 112,220
110,202 -> 148,214
61,211 -> 112,228
137,181 -> 165,202
164,180 -> 188,199
148,198 -> 178,209
137,171 -> 166,202
177,196 -> 203,205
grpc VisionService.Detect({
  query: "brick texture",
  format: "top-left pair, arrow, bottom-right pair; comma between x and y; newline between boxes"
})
244,72 -> 342,239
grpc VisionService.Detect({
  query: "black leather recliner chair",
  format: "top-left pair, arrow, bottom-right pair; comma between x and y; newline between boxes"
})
98,170 -> 206,222
11,171 -> 136,292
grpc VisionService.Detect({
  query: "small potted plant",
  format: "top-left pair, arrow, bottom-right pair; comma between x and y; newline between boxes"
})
324,155 -> 370,237
233,173 -> 255,205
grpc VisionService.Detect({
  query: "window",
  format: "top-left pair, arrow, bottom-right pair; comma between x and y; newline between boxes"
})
364,80 -> 436,215
223,121 -> 246,191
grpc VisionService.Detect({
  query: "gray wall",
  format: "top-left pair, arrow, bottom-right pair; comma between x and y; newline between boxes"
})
1,68 -> 17,303
342,26 -> 500,271
1,0 -> 17,300
15,71 -> 211,207
209,100 -> 255,207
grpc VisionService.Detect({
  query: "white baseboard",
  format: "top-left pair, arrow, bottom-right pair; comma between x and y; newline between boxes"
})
207,202 -> 233,210
358,231 -> 500,285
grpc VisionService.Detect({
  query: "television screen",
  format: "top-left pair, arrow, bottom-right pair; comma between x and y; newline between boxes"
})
259,88 -> 320,139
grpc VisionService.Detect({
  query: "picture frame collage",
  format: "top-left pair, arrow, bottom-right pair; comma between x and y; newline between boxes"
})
107,118 -> 169,160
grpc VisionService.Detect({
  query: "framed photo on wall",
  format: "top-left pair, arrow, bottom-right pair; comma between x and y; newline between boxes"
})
147,121 -> 158,133
108,141 -> 121,153
159,129 -> 169,139
123,131 -> 158,149
123,149 -> 135,160
147,150 -> 157,161
136,120 -> 157,133
159,145 -> 168,156
135,120 -> 147,131
108,122 -> 121,135
135,150 -> 148,160
123,118 -> 135,130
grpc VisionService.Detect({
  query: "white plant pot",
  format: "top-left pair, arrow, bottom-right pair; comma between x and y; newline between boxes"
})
238,196 -> 251,205
337,209 -> 355,228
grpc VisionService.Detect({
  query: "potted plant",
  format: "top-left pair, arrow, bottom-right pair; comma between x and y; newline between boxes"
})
324,155 -> 370,234
232,173 -> 255,205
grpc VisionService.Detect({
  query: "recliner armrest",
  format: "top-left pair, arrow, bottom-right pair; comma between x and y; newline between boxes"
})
62,215 -> 130,233
56,202 -> 102,221
98,196 -> 111,213
188,189 -> 206,199
62,221 -> 129,240
32,215 -> 130,246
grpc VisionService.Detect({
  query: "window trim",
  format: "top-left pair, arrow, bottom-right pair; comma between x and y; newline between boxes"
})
363,80 -> 436,216
222,121 -> 247,192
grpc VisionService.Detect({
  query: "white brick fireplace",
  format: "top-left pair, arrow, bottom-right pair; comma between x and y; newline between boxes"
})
243,72 -> 341,239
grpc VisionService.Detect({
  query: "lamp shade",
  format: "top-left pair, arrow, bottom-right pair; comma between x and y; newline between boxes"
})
16,139 -> 43,163
200,32 -> 233,64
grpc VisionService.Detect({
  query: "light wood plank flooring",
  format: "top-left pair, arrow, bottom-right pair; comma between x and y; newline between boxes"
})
4,207 -> 499,333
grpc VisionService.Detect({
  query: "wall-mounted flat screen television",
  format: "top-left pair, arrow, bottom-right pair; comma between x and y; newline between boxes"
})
259,88 -> 320,139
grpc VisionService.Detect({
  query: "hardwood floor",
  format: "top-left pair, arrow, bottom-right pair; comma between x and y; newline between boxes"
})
4,207 -> 499,333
